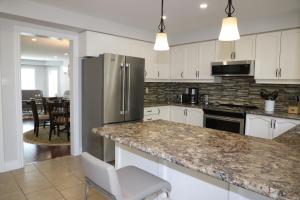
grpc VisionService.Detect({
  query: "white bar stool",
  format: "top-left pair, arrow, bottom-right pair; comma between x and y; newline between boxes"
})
81,152 -> 171,200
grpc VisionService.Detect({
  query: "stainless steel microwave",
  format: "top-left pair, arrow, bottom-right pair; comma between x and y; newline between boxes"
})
211,60 -> 255,76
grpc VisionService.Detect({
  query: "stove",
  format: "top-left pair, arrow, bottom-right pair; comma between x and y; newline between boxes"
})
203,103 -> 258,134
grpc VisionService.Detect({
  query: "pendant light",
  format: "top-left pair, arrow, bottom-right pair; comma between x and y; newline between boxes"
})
154,0 -> 169,51
219,0 -> 240,41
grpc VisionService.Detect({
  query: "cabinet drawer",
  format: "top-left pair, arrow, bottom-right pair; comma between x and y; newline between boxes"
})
144,107 -> 158,116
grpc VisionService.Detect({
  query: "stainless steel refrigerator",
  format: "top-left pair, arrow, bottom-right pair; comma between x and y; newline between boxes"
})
82,54 -> 144,162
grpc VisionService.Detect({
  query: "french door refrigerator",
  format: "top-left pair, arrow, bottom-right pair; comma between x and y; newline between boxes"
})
82,54 -> 145,161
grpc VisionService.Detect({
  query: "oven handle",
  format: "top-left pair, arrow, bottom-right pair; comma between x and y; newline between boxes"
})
204,114 -> 244,123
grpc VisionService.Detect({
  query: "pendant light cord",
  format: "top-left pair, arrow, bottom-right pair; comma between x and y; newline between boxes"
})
158,0 -> 166,33
225,0 -> 235,17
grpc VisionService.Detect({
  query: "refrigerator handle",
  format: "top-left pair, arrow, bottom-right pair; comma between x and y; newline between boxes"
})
125,63 -> 131,114
120,63 -> 125,115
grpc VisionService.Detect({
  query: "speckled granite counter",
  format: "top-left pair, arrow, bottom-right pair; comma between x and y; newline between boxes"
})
247,109 -> 300,120
144,101 -> 203,109
144,102 -> 300,121
93,120 -> 300,200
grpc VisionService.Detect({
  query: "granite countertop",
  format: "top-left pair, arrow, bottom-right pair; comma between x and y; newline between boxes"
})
144,101 -> 300,120
144,101 -> 203,109
247,109 -> 300,120
93,120 -> 300,200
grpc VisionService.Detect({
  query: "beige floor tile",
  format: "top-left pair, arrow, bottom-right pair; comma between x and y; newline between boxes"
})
26,188 -> 63,200
0,181 -> 20,195
60,184 -> 106,200
11,164 -> 37,177
50,174 -> 83,191
0,190 -> 26,200
17,175 -> 52,194
13,170 -> 44,183
0,172 -> 15,183
41,167 -> 73,182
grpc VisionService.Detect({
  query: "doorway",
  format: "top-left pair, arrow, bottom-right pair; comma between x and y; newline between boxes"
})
20,33 -> 71,164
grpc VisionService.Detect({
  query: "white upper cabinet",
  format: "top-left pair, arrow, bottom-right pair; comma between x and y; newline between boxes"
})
234,35 -> 256,60
184,43 -> 199,79
280,29 -> 300,80
143,43 -> 157,80
156,51 -> 170,79
255,32 -> 281,80
215,36 -> 256,61
198,41 -> 216,80
170,45 -> 185,80
215,41 -> 235,61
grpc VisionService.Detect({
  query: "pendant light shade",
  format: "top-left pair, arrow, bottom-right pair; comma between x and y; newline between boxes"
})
154,32 -> 169,51
154,0 -> 169,51
219,0 -> 240,41
219,17 -> 240,41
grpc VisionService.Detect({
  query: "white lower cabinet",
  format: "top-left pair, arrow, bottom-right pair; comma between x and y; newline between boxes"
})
170,106 -> 187,123
144,106 -> 203,127
186,108 -> 204,127
245,114 -> 300,139
116,144 -> 272,200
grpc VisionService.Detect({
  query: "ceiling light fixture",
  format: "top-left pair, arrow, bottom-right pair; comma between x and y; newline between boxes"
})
219,0 -> 240,41
154,0 -> 169,51
200,3 -> 208,9
31,38 -> 37,42
64,53 -> 69,56
162,15 -> 167,20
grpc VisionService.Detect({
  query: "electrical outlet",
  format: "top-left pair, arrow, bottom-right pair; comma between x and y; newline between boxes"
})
145,87 -> 149,94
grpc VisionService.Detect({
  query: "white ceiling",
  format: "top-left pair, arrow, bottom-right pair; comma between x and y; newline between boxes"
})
26,0 -> 300,34
21,34 -> 70,62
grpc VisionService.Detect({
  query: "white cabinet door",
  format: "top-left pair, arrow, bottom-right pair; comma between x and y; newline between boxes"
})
157,106 -> 170,120
198,41 -> 215,80
156,51 -> 170,79
170,106 -> 186,124
255,32 -> 281,80
234,35 -> 256,60
280,29 -> 300,80
184,44 -> 199,79
144,43 -> 157,79
245,115 -> 272,139
215,41 -> 235,61
273,118 -> 300,138
170,46 -> 185,79
186,108 -> 203,127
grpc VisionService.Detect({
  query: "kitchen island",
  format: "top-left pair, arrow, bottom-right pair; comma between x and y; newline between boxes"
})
92,120 -> 300,200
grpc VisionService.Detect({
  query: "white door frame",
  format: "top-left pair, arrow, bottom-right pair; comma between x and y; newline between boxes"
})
14,26 -> 81,167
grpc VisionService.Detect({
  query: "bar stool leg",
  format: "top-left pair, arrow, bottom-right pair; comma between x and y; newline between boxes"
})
84,182 -> 89,200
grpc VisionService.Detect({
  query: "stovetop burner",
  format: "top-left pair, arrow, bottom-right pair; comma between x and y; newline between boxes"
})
203,103 -> 258,115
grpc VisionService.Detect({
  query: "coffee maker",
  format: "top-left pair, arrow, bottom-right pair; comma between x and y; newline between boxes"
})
182,88 -> 199,104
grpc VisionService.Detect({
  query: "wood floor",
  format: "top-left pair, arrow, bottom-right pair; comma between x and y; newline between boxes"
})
23,120 -> 70,164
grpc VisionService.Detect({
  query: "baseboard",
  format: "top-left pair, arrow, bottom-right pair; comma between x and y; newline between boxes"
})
2,160 -> 22,172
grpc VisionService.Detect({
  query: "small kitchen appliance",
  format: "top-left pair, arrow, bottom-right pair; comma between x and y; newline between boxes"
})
182,88 -> 199,104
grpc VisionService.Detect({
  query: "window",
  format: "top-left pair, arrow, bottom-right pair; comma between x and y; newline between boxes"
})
21,68 -> 35,89
48,69 -> 58,97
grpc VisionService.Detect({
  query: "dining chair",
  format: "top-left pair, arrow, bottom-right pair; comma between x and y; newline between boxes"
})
48,101 -> 70,141
29,100 -> 50,137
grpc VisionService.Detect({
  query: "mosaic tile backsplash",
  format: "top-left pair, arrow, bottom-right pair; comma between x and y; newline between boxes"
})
144,77 -> 300,112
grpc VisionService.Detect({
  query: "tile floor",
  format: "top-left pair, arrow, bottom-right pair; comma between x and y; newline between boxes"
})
0,156 -> 106,200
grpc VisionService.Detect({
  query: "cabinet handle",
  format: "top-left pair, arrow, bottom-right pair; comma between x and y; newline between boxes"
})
275,69 -> 278,78
157,71 -> 160,78
279,68 -> 282,78
195,71 -> 198,78
270,120 -> 273,128
181,72 -> 184,78
157,108 -> 160,115
233,52 -> 236,60
273,120 -> 276,129
198,70 -> 200,78
231,52 -> 234,60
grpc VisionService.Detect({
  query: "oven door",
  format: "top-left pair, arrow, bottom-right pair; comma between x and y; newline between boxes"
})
204,114 -> 245,134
